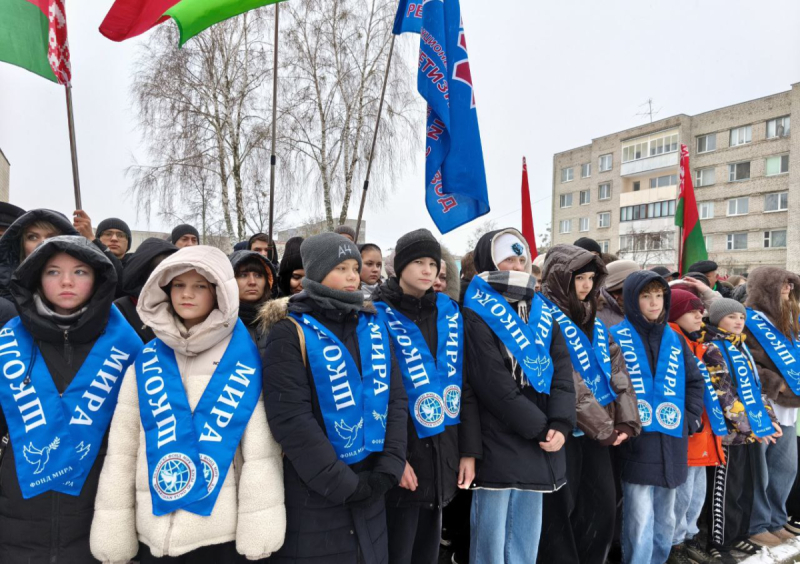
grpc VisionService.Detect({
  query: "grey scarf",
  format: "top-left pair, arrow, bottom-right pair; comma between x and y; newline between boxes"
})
303,278 -> 366,314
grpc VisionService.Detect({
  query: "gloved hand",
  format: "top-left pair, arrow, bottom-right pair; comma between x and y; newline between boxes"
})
368,472 -> 397,498
345,472 -> 373,507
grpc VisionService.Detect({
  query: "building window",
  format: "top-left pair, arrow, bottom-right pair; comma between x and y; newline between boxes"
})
728,161 -> 751,182
766,116 -> 790,139
581,163 -> 592,178
578,217 -> 590,232
649,174 -> 678,189
764,230 -> 787,248
727,197 -> 749,216
598,240 -> 610,254
580,190 -> 591,205
633,181 -> 641,192
704,235 -> 713,251
561,167 -> 574,183
699,202 -> 714,219
559,219 -> 572,234
620,200 -> 675,222
622,141 -> 649,163
598,183 -> 611,200
696,167 -> 716,187
697,133 -> 716,153
599,154 -> 613,172
559,193 -> 573,208
729,125 -> 752,147
765,154 -> 789,176
649,133 -> 679,156
764,192 -> 788,212
597,212 -> 611,228
727,233 -> 748,250
620,232 -> 675,252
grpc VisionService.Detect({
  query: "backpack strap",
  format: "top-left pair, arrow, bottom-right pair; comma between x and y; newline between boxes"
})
286,316 -> 308,368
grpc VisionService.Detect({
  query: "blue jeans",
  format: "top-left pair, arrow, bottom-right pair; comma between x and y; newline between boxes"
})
622,481 -> 677,564
470,488 -> 543,564
672,466 -> 706,546
750,424 -> 799,534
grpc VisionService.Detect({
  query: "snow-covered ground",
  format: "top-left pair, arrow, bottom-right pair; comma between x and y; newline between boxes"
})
739,537 -> 800,563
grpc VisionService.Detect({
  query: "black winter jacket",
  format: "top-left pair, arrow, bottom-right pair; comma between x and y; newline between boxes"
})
0,297 -> 15,328
0,236 -> 118,564
464,229 -> 576,492
0,209 -> 123,300
113,237 -> 178,343
615,270 -> 705,489
373,279 -> 481,510
464,307 -> 575,491
262,293 -> 408,564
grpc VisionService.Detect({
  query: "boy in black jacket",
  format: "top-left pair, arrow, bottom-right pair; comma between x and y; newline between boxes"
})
610,271 -> 704,564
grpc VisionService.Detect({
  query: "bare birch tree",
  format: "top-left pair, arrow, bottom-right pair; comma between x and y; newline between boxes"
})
127,13 -> 288,242
281,0 -> 418,230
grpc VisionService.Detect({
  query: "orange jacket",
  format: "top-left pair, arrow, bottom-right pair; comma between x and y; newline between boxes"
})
668,323 -> 726,467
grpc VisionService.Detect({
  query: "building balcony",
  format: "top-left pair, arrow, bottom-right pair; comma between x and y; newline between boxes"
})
619,186 -> 677,208
620,151 -> 680,177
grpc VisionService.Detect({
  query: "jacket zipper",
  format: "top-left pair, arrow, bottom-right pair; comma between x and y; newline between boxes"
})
546,454 -> 557,491
164,512 -> 176,555
63,330 -> 72,368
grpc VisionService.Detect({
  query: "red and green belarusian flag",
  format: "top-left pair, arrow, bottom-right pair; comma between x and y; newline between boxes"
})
100,0 -> 284,46
0,0 -> 71,84
675,143 -> 708,275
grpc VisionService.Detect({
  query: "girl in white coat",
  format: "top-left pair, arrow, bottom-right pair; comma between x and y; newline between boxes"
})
90,245 -> 285,563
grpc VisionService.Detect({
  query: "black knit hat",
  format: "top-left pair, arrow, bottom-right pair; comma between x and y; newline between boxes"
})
95,217 -> 132,252
574,237 -> 602,255
0,202 -> 25,229
171,224 -> 200,244
687,260 -> 718,274
278,236 -> 304,296
394,229 -> 441,278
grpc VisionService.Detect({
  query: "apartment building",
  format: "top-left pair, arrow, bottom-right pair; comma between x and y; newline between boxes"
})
0,148 -> 9,202
551,83 -> 800,275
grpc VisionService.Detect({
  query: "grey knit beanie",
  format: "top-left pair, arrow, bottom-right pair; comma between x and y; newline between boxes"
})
394,228 -> 441,278
300,232 -> 362,283
708,298 -> 746,326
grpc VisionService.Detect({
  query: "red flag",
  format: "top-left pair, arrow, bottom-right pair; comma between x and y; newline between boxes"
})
521,157 -> 538,259
99,0 -> 180,42
46,0 -> 71,85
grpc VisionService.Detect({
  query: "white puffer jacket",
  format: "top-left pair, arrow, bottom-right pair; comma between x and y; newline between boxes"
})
90,245 -> 285,563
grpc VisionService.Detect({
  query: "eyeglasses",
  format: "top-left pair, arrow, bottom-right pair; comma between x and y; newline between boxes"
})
101,230 -> 128,240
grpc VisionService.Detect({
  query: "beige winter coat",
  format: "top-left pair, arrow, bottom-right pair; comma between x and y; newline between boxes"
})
90,245 -> 285,563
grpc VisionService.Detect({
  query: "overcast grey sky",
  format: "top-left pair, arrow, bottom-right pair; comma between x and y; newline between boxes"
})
2,0 -> 799,255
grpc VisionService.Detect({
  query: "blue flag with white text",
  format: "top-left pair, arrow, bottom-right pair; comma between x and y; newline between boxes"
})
394,0 -> 490,234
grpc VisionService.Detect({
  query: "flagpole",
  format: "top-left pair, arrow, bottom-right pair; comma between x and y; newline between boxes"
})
64,85 -> 82,210
267,2 -> 280,245
354,34 -> 395,242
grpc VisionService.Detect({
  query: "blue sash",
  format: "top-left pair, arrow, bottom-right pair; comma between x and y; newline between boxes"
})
375,293 -> 463,438
292,312 -> 390,464
463,276 -> 554,393
610,320 -> 686,437
693,357 -> 728,436
0,307 -> 139,499
137,320 -> 262,516
719,340 -> 774,438
539,295 -> 616,406
745,309 -> 800,395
